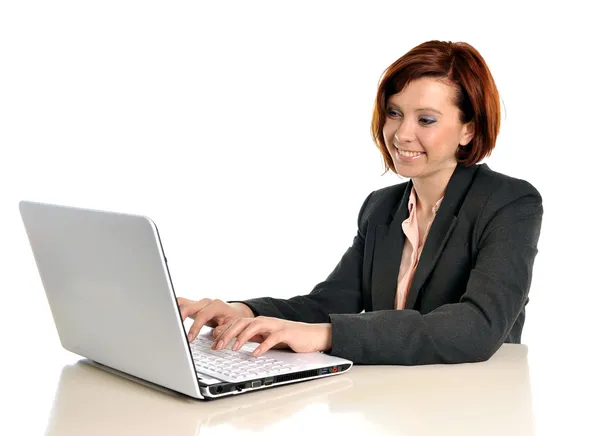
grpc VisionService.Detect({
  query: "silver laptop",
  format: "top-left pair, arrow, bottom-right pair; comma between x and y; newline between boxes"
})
18,200 -> 353,400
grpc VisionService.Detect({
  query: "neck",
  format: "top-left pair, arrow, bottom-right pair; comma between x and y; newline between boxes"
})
412,163 -> 457,213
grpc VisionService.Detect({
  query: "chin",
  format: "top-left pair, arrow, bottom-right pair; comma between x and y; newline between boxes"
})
395,169 -> 421,179
393,160 -> 426,179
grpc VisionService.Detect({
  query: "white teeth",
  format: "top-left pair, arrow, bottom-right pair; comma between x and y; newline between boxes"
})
398,149 -> 425,157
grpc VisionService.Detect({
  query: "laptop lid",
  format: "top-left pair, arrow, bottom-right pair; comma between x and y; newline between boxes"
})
19,200 -> 203,399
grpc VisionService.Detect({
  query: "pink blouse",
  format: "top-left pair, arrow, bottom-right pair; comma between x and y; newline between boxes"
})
394,187 -> 444,310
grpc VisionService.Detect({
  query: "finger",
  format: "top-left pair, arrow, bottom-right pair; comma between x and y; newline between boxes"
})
212,319 -> 245,349
218,326 -> 262,343
179,298 -> 212,320
230,318 -> 276,351
252,331 -> 285,356
182,298 -> 220,322
187,301 -> 222,342
176,297 -> 193,307
212,324 -> 239,339
213,318 -> 252,350
248,334 -> 265,343
212,322 -> 234,343
178,303 -> 194,321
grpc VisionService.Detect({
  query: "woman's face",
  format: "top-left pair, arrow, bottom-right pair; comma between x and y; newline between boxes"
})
383,77 -> 474,181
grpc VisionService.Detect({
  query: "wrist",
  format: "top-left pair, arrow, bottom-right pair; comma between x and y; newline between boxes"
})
230,302 -> 255,318
320,323 -> 332,352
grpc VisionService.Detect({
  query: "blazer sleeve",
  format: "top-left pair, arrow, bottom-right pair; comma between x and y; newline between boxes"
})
328,179 -> 543,365
233,191 -> 374,323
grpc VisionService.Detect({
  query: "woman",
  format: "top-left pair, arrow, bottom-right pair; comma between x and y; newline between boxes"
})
177,40 -> 543,365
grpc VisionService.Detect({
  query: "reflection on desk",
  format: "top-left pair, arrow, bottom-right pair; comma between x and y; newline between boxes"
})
44,344 -> 533,436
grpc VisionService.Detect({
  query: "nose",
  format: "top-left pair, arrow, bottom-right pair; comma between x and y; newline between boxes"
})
394,119 -> 416,144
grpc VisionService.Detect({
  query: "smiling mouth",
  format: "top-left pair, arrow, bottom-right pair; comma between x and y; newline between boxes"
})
393,146 -> 426,162
397,149 -> 425,158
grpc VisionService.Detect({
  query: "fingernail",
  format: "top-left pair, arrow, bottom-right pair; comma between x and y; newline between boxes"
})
253,348 -> 261,356
232,341 -> 240,351
188,333 -> 193,342
217,340 -> 224,350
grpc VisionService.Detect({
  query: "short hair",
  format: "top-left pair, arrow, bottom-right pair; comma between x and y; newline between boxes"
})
370,40 -> 501,171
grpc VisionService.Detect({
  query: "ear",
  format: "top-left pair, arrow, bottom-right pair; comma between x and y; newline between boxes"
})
459,121 -> 475,146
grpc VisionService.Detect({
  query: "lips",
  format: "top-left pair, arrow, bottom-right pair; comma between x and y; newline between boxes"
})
393,142 -> 425,154
393,147 -> 426,162
397,149 -> 425,157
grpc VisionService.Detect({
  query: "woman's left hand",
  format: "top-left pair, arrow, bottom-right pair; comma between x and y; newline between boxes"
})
211,316 -> 332,357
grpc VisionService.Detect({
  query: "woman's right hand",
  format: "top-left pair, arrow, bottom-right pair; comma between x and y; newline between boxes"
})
177,297 -> 255,342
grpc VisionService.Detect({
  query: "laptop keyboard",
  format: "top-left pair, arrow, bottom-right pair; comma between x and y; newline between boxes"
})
190,336 -> 300,381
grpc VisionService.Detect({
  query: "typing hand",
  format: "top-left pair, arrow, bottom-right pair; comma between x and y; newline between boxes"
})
177,297 -> 254,342
211,317 -> 333,357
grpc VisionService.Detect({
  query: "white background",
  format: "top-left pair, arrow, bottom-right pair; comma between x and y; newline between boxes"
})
1,1 -> 598,434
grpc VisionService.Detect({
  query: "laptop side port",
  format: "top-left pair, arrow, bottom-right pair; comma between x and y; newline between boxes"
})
251,381 -> 261,388
264,377 -> 274,386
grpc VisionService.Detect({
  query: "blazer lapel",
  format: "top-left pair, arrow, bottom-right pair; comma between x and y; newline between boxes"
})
403,164 -> 480,310
371,180 -> 412,311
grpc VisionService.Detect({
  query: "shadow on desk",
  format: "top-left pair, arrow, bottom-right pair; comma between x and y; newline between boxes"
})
44,344 -> 534,435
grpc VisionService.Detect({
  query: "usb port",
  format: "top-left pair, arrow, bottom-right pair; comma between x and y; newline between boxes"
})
319,368 -> 328,375
251,381 -> 261,388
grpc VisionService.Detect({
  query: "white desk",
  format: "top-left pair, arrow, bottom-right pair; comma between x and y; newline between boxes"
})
20,344 -> 535,435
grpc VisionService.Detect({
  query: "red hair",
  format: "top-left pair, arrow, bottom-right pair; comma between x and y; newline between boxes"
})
370,40 -> 501,171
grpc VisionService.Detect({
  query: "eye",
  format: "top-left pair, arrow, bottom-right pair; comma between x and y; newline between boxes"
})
386,108 -> 401,118
419,117 -> 436,125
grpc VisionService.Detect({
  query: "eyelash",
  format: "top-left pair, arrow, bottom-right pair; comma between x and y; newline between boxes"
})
386,108 -> 436,125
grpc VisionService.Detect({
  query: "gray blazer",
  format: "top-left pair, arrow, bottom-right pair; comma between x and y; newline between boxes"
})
238,163 -> 543,365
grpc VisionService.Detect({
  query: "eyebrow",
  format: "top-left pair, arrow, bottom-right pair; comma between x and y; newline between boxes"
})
386,103 -> 443,116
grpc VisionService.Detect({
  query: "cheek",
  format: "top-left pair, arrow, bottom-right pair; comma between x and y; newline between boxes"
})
382,124 -> 395,146
417,130 -> 437,149
420,127 -> 454,150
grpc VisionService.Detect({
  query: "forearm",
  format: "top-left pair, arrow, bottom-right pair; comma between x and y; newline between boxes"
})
328,306 -> 499,365
238,263 -> 366,323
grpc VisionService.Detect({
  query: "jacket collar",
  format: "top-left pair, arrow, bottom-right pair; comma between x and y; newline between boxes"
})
371,163 -> 482,311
